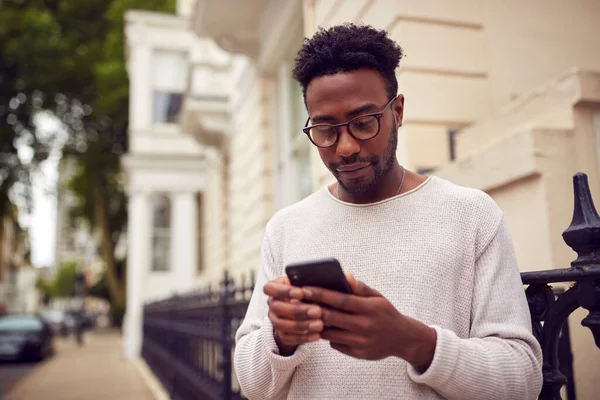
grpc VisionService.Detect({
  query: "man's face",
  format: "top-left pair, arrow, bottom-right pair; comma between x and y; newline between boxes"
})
304,69 -> 404,195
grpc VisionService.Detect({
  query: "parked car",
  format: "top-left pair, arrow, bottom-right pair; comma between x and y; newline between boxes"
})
0,315 -> 54,361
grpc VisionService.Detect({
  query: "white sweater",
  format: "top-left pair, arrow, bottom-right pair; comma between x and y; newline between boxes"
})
234,176 -> 543,400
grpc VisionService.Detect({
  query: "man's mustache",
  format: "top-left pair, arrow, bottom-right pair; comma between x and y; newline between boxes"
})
329,155 -> 378,170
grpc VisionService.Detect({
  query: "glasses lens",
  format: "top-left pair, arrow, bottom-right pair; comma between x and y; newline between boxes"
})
309,125 -> 337,147
349,115 -> 379,139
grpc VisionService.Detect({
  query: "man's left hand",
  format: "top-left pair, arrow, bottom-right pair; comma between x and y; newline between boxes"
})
301,274 -> 437,371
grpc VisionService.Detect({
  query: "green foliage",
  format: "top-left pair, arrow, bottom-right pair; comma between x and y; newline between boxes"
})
53,261 -> 79,297
35,260 -> 79,298
0,0 -> 176,218
36,276 -> 56,298
1,0 -> 176,303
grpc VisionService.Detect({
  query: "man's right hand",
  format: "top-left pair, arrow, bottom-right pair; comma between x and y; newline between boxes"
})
263,276 -> 323,356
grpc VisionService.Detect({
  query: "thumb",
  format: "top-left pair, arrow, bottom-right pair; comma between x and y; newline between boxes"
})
345,273 -> 381,297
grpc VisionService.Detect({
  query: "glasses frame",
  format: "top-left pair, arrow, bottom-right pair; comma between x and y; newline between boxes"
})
302,95 -> 398,148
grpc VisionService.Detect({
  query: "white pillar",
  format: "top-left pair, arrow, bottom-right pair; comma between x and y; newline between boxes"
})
127,39 -> 152,132
124,191 -> 151,360
171,191 -> 198,292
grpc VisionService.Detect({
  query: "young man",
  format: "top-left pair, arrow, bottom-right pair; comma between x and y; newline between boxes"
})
234,24 -> 542,399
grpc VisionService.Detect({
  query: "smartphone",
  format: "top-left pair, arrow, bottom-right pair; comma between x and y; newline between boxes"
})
285,258 -> 352,294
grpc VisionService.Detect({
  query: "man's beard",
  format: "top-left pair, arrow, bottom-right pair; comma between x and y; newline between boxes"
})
328,122 -> 398,195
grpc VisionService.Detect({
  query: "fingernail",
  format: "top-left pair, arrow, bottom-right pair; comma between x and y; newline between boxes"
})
307,333 -> 320,342
306,307 -> 320,319
302,288 -> 313,297
308,321 -> 321,331
289,289 -> 302,298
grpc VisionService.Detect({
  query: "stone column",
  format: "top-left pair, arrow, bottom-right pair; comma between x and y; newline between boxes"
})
171,191 -> 198,292
124,191 -> 151,360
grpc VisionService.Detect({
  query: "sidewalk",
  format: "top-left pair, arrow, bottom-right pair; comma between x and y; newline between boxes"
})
4,329 -> 155,400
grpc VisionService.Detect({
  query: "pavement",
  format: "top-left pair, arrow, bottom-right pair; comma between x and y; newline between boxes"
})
3,329 -> 155,400
0,361 -> 37,396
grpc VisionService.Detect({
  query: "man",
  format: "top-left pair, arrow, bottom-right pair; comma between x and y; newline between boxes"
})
234,23 -> 542,399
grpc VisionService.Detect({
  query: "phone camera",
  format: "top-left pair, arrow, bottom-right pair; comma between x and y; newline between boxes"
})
291,273 -> 299,281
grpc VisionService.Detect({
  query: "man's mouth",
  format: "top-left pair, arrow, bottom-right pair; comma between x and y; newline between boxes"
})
336,163 -> 372,179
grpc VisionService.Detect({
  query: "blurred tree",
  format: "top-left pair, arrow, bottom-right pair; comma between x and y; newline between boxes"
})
36,276 -> 56,299
0,0 -> 176,308
53,260 -> 78,297
35,260 -> 78,298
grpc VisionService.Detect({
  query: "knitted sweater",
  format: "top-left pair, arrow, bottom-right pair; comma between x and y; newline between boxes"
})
234,176 -> 543,400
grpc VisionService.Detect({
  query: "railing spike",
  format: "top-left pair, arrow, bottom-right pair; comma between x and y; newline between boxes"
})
562,172 -> 600,267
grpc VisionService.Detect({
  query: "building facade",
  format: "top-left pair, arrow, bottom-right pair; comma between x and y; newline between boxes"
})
125,0 -> 600,396
0,206 -> 35,313
121,5 -> 232,359
54,156 -> 104,282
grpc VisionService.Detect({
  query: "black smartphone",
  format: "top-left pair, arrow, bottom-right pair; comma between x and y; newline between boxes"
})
285,258 -> 353,294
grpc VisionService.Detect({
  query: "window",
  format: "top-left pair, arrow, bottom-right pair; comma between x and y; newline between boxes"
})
153,92 -> 183,124
290,78 -> 313,200
151,50 -> 188,124
274,60 -> 313,208
151,194 -> 171,272
448,129 -> 458,161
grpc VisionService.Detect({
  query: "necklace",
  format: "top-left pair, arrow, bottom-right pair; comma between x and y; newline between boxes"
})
337,166 -> 406,200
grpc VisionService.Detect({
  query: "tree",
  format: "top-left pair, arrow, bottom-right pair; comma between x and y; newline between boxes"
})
0,0 -> 176,307
52,261 -> 78,297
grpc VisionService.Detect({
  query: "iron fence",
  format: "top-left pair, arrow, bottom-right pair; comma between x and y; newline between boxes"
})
142,272 -> 254,400
142,172 -> 600,400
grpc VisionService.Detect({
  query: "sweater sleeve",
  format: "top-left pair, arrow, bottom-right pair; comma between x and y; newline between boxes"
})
407,217 -> 543,399
233,230 -> 312,400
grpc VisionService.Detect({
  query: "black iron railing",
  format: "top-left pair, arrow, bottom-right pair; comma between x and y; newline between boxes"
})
142,172 -> 600,400
522,172 -> 600,400
142,272 -> 254,400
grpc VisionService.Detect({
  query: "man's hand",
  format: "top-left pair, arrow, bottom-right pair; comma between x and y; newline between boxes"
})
263,276 -> 324,356
301,274 -> 437,371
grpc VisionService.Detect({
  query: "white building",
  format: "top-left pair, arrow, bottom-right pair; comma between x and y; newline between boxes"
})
0,208 -> 38,314
121,3 -> 231,360
54,156 -> 103,279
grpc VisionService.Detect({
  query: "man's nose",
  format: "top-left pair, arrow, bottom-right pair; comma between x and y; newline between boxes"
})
336,127 -> 360,157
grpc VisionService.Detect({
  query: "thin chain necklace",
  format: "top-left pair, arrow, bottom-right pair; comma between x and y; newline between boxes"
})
337,166 -> 406,200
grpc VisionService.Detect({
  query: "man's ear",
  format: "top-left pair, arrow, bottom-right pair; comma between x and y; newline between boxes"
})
394,94 -> 405,128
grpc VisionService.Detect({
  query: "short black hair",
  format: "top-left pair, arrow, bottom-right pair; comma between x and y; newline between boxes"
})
292,23 -> 404,101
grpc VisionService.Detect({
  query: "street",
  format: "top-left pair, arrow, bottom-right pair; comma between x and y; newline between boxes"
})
0,361 -> 39,397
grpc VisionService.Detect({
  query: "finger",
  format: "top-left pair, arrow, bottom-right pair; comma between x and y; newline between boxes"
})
301,287 -> 366,313
268,299 -> 322,321
276,331 -> 321,346
320,307 -> 368,332
345,273 -> 381,297
272,275 -> 291,285
264,281 -> 303,300
321,328 -> 367,348
269,311 -> 324,334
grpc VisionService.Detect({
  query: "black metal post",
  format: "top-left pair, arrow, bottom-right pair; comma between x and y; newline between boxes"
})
167,295 -> 178,398
562,174 -> 600,348
221,270 -> 233,400
522,173 -> 600,399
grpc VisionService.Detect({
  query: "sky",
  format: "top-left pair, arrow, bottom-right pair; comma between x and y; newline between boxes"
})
29,156 -> 59,267
18,112 -> 65,267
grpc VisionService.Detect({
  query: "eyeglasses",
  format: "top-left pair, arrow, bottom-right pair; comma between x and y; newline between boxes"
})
302,95 -> 397,148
